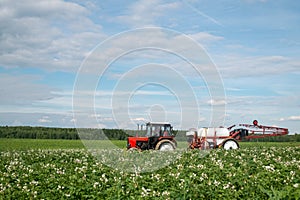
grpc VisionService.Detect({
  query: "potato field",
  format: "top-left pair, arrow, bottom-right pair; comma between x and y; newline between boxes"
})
0,140 -> 299,199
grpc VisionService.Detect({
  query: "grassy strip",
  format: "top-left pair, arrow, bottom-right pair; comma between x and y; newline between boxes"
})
0,138 -> 299,151
0,139 -> 127,151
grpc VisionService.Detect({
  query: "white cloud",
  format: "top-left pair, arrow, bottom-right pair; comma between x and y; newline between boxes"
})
38,116 -> 52,123
217,54 -> 300,78
0,73 -> 58,105
279,116 -> 300,122
77,28 -> 224,78
11,120 -> 24,126
207,99 -> 227,106
116,0 -> 180,27
187,32 -> 223,43
289,116 -> 300,121
0,112 -> 75,127
0,0 -> 104,72
132,117 -> 147,122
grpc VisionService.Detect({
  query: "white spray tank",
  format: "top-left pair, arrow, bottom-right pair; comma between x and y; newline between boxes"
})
186,127 -> 230,146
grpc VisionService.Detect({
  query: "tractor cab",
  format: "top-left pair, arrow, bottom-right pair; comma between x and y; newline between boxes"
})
145,122 -> 173,137
127,122 -> 176,151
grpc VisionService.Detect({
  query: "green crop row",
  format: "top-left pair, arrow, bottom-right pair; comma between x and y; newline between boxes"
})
0,146 -> 299,199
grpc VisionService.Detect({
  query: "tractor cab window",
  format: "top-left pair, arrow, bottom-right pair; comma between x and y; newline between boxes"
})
153,126 -> 161,136
146,125 -> 161,137
163,126 -> 171,136
145,125 -> 154,137
145,123 -> 173,137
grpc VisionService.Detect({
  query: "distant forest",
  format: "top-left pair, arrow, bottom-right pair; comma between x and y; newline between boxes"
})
0,126 -> 299,142
0,126 -> 129,140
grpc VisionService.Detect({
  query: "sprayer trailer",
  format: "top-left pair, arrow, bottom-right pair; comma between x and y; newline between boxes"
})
186,127 -> 238,150
187,120 -> 288,150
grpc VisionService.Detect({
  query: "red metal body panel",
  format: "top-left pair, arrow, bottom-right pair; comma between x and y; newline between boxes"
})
127,137 -> 148,148
127,136 -> 175,149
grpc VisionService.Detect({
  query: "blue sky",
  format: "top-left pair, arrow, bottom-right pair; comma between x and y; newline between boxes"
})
0,0 -> 299,133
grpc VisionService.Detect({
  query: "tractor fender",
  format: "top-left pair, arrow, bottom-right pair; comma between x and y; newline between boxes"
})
172,139 -> 178,148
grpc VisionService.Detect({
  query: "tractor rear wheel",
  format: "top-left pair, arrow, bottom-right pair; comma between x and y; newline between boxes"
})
155,140 -> 176,151
222,139 -> 239,150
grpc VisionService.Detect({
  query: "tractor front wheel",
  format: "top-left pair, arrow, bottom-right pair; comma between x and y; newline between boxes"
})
222,139 -> 239,150
155,140 -> 176,151
128,147 -> 139,151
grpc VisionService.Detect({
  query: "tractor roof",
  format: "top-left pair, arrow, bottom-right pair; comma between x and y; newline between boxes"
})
146,122 -> 171,126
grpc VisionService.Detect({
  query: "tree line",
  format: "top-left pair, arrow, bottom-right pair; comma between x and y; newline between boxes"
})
0,126 -> 299,142
0,126 -> 129,140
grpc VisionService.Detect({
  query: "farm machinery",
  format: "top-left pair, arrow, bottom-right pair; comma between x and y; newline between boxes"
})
127,122 -> 177,151
186,120 -> 289,150
127,120 -> 288,151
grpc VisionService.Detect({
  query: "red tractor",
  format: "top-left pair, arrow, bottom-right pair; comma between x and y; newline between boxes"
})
127,122 -> 177,151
